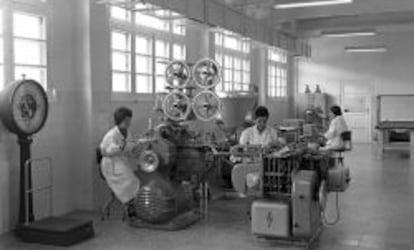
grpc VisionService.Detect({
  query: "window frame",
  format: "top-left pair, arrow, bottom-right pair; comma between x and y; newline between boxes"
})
0,1 -> 53,100
214,30 -> 251,93
267,48 -> 288,99
109,4 -> 186,100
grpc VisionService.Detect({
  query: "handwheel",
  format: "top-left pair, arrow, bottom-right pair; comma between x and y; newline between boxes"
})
192,58 -> 221,89
192,91 -> 221,122
165,61 -> 191,89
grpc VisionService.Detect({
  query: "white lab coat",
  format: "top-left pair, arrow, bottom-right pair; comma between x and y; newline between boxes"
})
324,116 -> 349,150
239,125 -> 279,146
100,126 -> 140,203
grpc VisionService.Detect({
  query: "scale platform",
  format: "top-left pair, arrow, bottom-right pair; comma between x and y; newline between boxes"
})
16,216 -> 94,246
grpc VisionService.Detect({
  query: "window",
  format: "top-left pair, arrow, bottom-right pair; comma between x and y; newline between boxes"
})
135,34 -> 153,93
111,30 -> 131,92
110,4 -> 186,95
13,12 -> 47,89
267,48 -> 288,98
215,30 -> 251,92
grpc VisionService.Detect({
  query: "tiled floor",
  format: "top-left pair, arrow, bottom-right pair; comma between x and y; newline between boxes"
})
1,144 -> 414,250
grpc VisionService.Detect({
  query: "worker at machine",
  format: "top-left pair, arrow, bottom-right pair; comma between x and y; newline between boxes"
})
239,106 -> 286,147
100,107 -> 140,213
321,105 -> 349,150
231,106 -> 286,198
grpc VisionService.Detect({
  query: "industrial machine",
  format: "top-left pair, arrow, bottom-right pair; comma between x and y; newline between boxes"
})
0,78 -> 94,246
230,143 -> 350,248
125,58 -> 224,230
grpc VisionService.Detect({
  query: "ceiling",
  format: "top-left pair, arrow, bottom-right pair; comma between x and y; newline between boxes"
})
218,0 -> 414,37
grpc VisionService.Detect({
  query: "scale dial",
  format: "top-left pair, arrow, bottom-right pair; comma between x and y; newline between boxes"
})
0,79 -> 48,136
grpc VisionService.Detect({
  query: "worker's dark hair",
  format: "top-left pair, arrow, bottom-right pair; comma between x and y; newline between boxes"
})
255,106 -> 269,119
330,105 -> 342,116
114,107 -> 133,125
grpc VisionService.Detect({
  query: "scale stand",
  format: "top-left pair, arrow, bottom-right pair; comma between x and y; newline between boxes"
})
18,135 -> 34,224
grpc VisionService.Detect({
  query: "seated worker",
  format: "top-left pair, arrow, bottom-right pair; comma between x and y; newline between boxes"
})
100,107 -> 140,212
239,106 -> 286,147
232,106 -> 286,197
321,105 -> 349,150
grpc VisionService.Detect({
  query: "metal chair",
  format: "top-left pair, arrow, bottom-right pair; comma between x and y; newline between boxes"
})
96,148 -> 126,221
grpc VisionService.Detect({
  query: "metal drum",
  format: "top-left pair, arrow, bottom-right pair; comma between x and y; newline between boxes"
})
134,177 -> 178,224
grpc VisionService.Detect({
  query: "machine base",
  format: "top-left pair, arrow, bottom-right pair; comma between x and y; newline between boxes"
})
128,210 -> 200,231
16,216 -> 94,246
255,225 -> 323,250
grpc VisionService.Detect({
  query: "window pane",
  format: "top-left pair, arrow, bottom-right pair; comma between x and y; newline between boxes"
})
135,12 -> 168,31
234,71 -> 241,83
215,33 -> 222,46
112,52 -> 130,71
155,76 -> 165,92
173,44 -> 185,61
215,52 -> 223,65
224,82 -> 231,91
136,74 -> 152,93
234,58 -> 241,70
111,31 -> 130,51
135,55 -> 151,74
14,12 -> 45,39
156,61 -> 166,75
243,72 -> 249,84
155,40 -> 169,58
135,35 -> 151,55
224,55 -> 232,68
110,6 -> 131,22
243,60 -> 249,71
224,69 -> 232,82
15,66 -> 47,89
224,36 -> 238,50
173,21 -> 185,36
112,72 -> 130,92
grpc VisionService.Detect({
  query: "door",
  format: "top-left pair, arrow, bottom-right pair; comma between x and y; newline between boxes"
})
340,80 -> 373,143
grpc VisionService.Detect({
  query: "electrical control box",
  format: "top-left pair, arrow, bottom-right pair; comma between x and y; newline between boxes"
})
251,199 -> 290,238
292,170 -> 322,238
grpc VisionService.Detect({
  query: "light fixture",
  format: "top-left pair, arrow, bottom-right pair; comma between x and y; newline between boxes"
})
275,0 -> 353,9
321,29 -> 377,37
345,46 -> 388,53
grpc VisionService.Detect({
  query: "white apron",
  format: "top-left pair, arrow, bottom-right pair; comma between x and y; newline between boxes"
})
100,126 -> 140,203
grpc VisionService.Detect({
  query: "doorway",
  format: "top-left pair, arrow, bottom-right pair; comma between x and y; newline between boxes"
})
340,80 -> 374,143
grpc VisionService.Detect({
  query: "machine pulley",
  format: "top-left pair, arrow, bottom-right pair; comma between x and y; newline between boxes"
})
192,91 -> 221,122
162,91 -> 192,121
192,58 -> 221,89
165,61 -> 191,89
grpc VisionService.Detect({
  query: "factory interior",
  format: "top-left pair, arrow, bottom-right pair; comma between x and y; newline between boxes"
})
2,0 -> 414,249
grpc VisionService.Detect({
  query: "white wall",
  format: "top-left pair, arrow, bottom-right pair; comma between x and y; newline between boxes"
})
298,31 -> 414,102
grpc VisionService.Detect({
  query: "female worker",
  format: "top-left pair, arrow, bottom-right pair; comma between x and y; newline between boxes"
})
322,105 -> 349,150
239,106 -> 285,146
100,107 -> 140,208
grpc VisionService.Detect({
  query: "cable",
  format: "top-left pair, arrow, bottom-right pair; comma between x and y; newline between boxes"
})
321,192 -> 341,226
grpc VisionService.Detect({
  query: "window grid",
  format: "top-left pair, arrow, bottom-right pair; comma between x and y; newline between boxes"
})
267,48 -> 287,98
110,5 -> 186,94
111,30 -> 132,92
13,12 -> 47,89
215,30 -> 251,92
